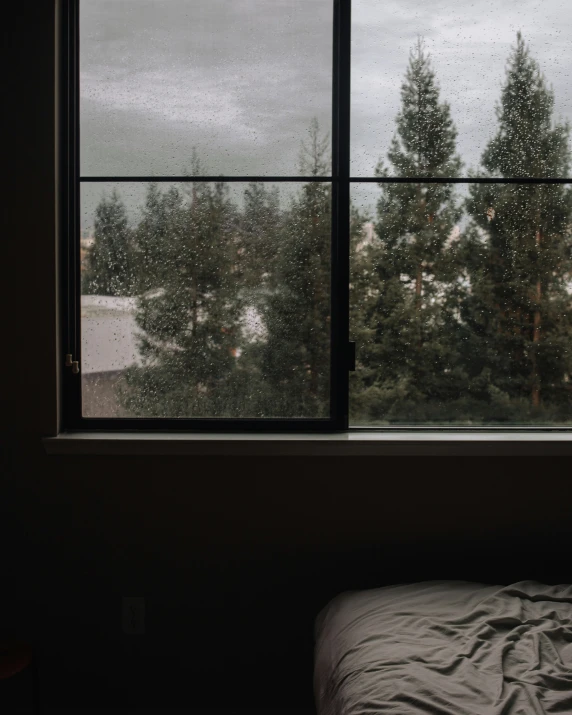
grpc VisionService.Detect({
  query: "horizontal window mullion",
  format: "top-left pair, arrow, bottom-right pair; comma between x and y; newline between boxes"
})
350,426 -> 572,432
79,175 -> 335,183
350,176 -> 572,184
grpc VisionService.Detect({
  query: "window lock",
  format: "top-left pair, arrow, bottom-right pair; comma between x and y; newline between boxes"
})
65,354 -> 80,375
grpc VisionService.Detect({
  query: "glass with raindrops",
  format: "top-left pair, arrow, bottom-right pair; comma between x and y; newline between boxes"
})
80,0 -> 333,177
350,182 -> 572,425
80,181 -> 331,418
351,0 -> 572,179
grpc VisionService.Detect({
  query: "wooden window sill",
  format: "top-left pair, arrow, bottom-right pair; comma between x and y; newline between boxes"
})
43,431 -> 572,456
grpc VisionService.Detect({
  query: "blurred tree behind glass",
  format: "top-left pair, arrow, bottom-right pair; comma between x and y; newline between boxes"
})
350,40 -> 467,423
258,119 -> 332,417
82,36 -> 572,424
119,161 -> 245,417
82,189 -> 137,296
462,33 -> 572,421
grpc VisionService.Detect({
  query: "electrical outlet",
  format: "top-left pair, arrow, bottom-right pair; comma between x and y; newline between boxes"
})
122,596 -> 145,634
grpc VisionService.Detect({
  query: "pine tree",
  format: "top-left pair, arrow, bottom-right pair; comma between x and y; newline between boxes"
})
225,182 -> 284,412
348,203 -> 377,417
463,33 -> 572,420
120,162 -> 246,417
238,182 -> 282,302
132,182 -> 171,295
260,119 -> 331,417
82,189 -> 136,296
351,39 -> 466,423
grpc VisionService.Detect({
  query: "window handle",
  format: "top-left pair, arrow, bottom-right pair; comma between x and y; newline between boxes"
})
65,354 -> 80,374
348,342 -> 356,372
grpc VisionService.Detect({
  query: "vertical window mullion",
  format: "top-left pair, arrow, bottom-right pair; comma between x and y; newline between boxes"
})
62,0 -> 82,429
331,0 -> 352,428
73,0 -> 82,424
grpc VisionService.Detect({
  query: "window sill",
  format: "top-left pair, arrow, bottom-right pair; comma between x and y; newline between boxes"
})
43,431 -> 572,456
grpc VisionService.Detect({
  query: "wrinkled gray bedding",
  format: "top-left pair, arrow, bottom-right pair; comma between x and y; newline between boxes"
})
314,581 -> 572,714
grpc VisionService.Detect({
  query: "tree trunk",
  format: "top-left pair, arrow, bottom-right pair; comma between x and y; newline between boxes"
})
415,265 -> 423,350
414,181 -> 424,348
415,266 -> 422,310
531,229 -> 542,407
309,201 -> 320,399
191,275 -> 198,338
531,279 -> 541,408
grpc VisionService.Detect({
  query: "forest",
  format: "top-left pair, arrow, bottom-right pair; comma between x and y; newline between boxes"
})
82,34 -> 572,424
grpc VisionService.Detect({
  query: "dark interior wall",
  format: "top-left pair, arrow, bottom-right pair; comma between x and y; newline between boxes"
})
3,452 -> 571,708
2,3 -> 571,710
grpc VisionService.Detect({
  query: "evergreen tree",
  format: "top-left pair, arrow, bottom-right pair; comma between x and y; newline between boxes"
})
82,189 -> 136,296
240,183 -> 281,291
351,39 -> 466,423
348,203 -> 377,417
463,33 -> 572,420
226,182 -> 284,412
132,181 -> 172,294
120,163 -> 246,417
260,119 -> 331,417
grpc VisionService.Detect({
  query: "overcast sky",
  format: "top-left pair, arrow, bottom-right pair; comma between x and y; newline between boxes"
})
80,0 -> 572,227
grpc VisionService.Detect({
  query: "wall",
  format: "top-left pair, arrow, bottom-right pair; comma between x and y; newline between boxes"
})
2,3 -> 571,711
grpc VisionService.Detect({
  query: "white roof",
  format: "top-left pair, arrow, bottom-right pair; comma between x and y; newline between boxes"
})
80,293 -> 278,374
81,295 -> 142,374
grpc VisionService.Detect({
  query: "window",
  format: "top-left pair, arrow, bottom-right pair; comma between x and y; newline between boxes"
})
61,0 -> 572,432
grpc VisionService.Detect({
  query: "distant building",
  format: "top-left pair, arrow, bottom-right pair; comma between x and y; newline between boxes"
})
81,295 -> 141,417
80,235 -> 94,274
80,294 -> 257,417
355,221 -> 377,252
444,225 -> 461,249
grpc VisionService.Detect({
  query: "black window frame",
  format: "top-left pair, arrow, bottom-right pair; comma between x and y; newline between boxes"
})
61,0 -> 350,433
61,0 -> 572,434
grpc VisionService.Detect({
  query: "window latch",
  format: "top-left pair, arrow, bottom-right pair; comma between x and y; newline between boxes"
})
65,353 -> 80,375
348,342 -> 356,372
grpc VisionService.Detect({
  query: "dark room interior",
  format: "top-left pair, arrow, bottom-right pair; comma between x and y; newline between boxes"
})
3,2 -> 572,714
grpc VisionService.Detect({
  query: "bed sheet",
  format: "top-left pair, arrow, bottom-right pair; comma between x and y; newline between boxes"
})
314,580 -> 572,714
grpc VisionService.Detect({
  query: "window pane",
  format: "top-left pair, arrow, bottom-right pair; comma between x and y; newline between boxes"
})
350,182 -> 572,425
80,0 -> 332,177
80,180 -> 331,418
352,0 -> 572,178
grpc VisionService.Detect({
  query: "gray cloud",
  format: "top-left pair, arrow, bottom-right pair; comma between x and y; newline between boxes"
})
81,0 -> 332,178
81,0 -> 572,226
352,0 -> 572,171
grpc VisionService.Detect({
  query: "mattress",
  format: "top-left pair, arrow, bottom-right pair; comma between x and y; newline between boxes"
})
314,580 -> 572,715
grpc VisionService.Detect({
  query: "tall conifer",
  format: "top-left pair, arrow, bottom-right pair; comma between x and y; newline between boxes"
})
260,119 -> 332,417
82,189 -> 136,296
121,163 -> 244,417
463,33 -> 572,419
351,40 -> 465,422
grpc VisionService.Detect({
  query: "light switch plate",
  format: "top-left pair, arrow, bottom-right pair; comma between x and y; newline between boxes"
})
122,596 -> 145,634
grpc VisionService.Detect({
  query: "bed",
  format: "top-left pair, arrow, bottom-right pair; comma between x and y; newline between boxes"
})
314,580 -> 572,714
